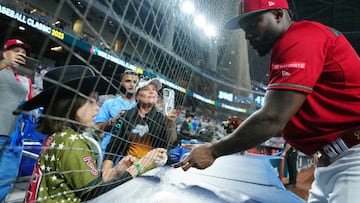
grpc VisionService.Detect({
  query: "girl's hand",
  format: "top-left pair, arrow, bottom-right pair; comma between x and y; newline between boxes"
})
115,156 -> 136,174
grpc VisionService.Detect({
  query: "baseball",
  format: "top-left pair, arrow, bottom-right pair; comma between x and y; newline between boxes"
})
154,155 -> 168,167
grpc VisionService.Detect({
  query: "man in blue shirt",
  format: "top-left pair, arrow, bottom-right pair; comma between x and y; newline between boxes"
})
95,70 -> 140,152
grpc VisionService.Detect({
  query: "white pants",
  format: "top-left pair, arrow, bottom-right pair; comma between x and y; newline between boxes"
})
308,144 -> 360,203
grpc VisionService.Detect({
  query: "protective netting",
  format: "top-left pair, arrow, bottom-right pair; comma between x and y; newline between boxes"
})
1,0 -> 269,202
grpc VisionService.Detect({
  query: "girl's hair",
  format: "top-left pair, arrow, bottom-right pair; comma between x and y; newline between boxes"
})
36,94 -> 87,135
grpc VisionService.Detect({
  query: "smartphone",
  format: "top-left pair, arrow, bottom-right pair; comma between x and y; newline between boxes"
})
162,88 -> 175,115
17,56 -> 39,80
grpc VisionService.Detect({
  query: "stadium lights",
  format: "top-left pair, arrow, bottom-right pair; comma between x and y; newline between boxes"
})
194,15 -> 217,37
18,26 -> 25,31
52,20 -> 61,26
180,1 -> 195,15
180,1 -> 217,37
51,46 -> 63,52
194,15 -> 205,28
205,24 -> 217,37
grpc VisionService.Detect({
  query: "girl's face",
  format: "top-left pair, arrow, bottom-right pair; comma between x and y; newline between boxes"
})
75,93 -> 99,127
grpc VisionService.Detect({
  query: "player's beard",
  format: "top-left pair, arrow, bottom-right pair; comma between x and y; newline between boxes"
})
250,25 -> 279,57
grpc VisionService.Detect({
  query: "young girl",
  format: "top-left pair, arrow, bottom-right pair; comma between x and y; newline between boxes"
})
16,65 -> 167,202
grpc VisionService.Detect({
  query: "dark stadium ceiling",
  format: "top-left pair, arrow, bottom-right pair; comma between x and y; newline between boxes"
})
289,0 -> 360,55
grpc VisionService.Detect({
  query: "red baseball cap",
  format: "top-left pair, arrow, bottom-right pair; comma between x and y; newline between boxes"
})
224,0 -> 289,30
3,39 -> 31,54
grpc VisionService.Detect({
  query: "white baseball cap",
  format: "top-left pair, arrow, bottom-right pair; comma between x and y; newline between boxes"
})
135,78 -> 162,94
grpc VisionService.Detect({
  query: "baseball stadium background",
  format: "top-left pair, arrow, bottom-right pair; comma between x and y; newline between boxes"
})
1,0 -> 359,202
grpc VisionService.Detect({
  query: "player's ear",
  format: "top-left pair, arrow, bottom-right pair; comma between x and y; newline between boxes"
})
272,9 -> 283,19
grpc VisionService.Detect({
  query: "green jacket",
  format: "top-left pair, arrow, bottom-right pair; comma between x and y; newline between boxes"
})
25,127 -> 132,202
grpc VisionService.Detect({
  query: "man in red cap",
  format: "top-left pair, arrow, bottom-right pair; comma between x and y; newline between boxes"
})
0,38 -> 33,100
1,38 -> 31,66
174,0 -> 360,202
0,38 -> 33,201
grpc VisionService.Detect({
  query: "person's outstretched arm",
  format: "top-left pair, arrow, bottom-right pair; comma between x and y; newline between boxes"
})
173,89 -> 306,171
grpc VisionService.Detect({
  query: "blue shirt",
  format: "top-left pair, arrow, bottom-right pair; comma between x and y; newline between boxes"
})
95,96 -> 136,123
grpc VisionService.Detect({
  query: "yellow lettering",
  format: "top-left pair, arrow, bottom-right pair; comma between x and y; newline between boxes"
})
51,29 -> 64,40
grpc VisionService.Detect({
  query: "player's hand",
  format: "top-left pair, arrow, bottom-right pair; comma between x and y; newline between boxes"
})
172,143 -> 215,171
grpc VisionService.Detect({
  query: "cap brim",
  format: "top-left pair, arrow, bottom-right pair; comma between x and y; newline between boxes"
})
5,43 -> 32,54
42,65 -> 95,89
136,78 -> 162,93
15,76 -> 119,112
224,9 -> 268,30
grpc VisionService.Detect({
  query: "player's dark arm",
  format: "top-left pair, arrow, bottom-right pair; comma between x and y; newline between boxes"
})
211,89 -> 307,158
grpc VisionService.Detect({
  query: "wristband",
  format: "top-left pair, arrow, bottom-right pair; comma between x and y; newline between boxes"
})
133,162 -> 141,175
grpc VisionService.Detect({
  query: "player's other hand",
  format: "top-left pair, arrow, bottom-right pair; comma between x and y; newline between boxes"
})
172,143 -> 215,171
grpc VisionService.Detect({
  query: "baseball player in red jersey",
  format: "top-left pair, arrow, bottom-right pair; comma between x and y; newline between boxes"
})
174,0 -> 360,202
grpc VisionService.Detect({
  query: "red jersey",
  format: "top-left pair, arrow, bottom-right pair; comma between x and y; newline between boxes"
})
267,20 -> 360,155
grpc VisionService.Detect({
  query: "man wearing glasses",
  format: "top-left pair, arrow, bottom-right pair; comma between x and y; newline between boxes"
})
95,70 -> 140,152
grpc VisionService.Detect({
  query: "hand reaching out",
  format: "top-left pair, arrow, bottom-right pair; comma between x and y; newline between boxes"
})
172,143 -> 216,171
102,155 -> 136,182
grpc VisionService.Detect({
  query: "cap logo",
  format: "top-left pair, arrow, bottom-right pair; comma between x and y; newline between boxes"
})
16,39 -> 23,44
268,1 -> 276,6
